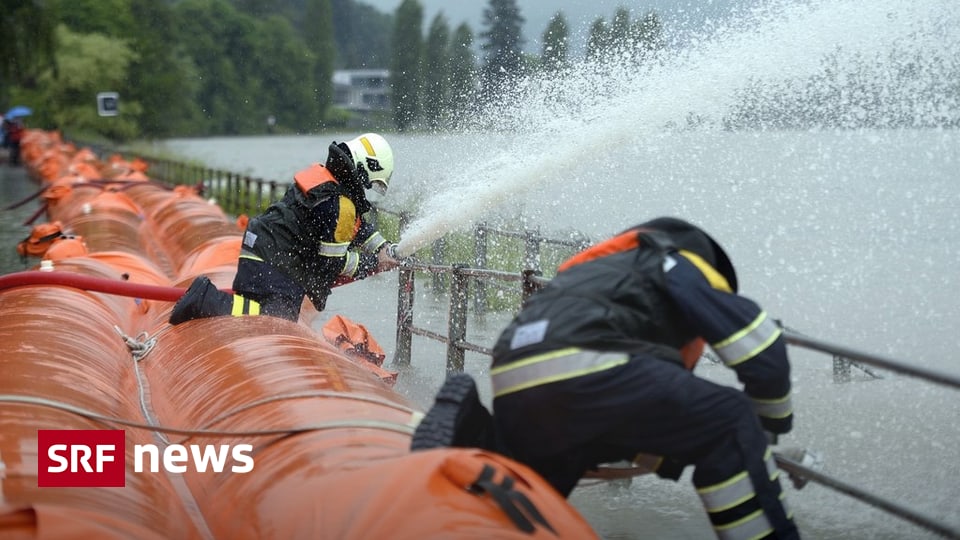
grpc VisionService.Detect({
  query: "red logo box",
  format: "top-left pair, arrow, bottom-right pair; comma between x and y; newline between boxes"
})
37,430 -> 126,487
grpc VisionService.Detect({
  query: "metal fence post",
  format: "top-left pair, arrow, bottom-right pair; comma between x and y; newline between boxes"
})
254,178 -> 265,212
243,176 -> 253,215
474,223 -> 488,316
432,236 -> 447,293
268,180 -> 279,206
447,264 -> 469,373
524,227 -> 542,274
394,265 -> 415,366
522,269 -> 542,303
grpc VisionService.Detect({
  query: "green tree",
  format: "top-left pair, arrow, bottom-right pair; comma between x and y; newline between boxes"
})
390,0 -> 423,131
632,10 -> 665,63
57,0 -> 134,36
0,0 -> 58,94
479,0 -> 525,100
447,23 -> 477,122
13,25 -> 142,140
541,11 -> 569,73
174,0 -> 262,135
304,0 -> 336,124
422,13 -> 450,130
250,15 -> 320,133
610,7 -> 631,50
331,0 -> 392,68
585,17 -> 609,61
127,0 -> 202,137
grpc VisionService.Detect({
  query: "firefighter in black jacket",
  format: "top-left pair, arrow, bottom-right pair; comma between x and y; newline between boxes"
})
413,217 -> 800,540
170,133 -> 398,324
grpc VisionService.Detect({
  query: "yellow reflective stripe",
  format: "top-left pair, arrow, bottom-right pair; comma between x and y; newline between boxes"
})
753,394 -> 793,419
231,296 -> 260,316
491,349 -> 629,398
231,295 -> 244,316
764,447 -> 779,480
340,251 -> 359,276
361,231 -> 387,253
334,196 -> 357,242
713,509 -> 774,540
697,471 -> 755,512
780,491 -> 793,520
678,250 -> 732,292
239,250 -> 264,262
319,241 -> 350,256
713,311 -> 782,367
359,136 -> 376,156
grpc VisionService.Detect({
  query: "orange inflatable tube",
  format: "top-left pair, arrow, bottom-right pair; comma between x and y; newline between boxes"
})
0,132 -> 599,539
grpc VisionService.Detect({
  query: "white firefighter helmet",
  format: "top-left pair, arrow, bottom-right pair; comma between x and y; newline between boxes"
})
344,133 -> 394,196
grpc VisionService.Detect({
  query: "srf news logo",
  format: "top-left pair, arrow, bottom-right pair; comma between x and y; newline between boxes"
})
39,430 -> 125,487
38,430 -> 254,488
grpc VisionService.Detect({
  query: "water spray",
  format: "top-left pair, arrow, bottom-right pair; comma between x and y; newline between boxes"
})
393,0 -> 959,259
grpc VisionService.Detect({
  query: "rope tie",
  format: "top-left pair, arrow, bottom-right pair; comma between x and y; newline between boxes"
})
114,326 -> 157,362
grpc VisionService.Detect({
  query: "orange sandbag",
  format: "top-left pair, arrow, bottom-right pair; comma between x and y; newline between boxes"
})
16,222 -> 65,258
322,314 -> 398,384
322,314 -> 387,366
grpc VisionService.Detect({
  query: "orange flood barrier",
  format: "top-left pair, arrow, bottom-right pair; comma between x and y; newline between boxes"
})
0,131 -> 600,539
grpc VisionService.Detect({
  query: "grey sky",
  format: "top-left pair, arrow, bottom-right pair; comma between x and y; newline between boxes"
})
356,0 -> 744,53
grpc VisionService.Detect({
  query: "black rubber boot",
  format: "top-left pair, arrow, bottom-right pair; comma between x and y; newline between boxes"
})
169,275 -> 231,325
410,373 -> 497,452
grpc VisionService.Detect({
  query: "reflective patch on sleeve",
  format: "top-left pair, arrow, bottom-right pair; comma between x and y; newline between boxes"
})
663,254 -> 677,272
752,393 -> 793,420
361,231 -> 387,253
243,230 -> 258,248
340,251 -> 359,276
713,311 -> 782,367
318,241 -> 350,256
509,319 -> 549,350
698,471 -> 754,513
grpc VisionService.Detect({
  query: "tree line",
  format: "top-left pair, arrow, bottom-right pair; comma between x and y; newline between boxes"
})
0,0 -> 665,140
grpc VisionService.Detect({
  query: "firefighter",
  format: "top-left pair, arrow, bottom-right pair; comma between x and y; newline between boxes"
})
170,133 -> 399,324
412,217 -> 800,540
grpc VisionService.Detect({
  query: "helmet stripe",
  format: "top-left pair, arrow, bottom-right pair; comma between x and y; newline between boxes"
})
360,136 -> 376,156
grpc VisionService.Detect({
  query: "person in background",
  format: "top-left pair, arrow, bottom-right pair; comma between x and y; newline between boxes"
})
170,133 -> 399,324
412,217 -> 802,540
2,116 -> 25,166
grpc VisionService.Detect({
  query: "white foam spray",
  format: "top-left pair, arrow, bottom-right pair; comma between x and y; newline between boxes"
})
395,0 -> 959,257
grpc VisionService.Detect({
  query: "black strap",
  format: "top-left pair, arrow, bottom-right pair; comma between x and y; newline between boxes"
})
470,464 -> 557,536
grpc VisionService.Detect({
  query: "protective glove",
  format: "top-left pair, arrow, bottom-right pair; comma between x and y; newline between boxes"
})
773,446 -> 824,490
376,243 -> 400,272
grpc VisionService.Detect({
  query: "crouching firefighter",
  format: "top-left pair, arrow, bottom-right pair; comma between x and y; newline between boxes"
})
412,217 -> 801,540
170,133 -> 399,325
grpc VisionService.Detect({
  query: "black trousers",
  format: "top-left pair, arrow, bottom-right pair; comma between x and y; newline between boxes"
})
232,257 -> 307,321
493,354 -> 799,539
